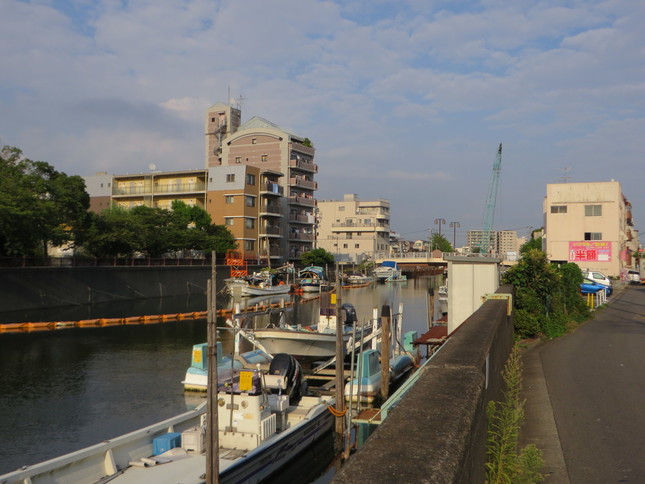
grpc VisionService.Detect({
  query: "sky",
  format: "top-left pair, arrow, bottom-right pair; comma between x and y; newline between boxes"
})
1,0 -> 644,247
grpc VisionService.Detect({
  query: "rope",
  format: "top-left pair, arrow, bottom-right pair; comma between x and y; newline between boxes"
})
327,405 -> 347,417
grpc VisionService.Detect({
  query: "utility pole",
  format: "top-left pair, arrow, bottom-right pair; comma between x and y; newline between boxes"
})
334,264 -> 346,450
434,218 -> 446,237
206,251 -> 219,483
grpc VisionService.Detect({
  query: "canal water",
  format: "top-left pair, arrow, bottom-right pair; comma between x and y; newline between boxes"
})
0,276 -> 442,478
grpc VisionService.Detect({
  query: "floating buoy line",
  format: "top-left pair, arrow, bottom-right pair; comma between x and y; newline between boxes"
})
0,293 -> 329,334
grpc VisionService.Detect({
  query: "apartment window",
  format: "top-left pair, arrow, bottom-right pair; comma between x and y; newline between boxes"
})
355,244 -> 360,248
551,205 -> 567,214
226,174 -> 235,182
339,206 -> 345,211
225,218 -> 234,226
244,240 -> 255,251
245,218 -> 255,229
261,154 -> 268,162
584,232 -> 602,240
343,243 -> 348,248
585,205 -> 602,216
246,174 -> 256,185
245,196 -> 255,207
225,196 -> 234,204
252,138 -> 257,144
235,156 -> 241,164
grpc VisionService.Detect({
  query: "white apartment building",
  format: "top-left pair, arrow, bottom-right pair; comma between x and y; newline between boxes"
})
544,181 -> 637,277
316,194 -> 390,263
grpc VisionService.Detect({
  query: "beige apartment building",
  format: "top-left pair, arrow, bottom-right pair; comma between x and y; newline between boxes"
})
316,194 -> 390,263
466,230 -> 521,258
544,181 -> 637,277
84,101 -> 317,263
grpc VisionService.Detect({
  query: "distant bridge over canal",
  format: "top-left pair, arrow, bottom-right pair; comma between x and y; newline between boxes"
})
373,251 -> 514,271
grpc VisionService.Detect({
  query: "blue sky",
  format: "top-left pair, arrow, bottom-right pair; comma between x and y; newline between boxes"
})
1,0 -> 644,246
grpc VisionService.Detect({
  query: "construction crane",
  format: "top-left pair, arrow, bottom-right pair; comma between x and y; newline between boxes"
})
480,143 -> 503,254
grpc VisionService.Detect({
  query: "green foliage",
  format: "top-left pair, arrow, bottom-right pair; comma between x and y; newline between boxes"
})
430,233 -> 453,252
0,146 -> 90,256
486,345 -> 544,484
519,237 -> 542,255
502,249 -> 590,339
300,248 -> 334,267
82,202 -> 236,258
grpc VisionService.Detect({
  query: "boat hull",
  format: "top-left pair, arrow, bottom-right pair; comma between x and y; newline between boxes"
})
253,328 -> 349,360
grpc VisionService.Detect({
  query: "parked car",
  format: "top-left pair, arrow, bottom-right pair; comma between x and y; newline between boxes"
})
582,271 -> 613,296
580,278 -> 606,294
627,270 -> 641,284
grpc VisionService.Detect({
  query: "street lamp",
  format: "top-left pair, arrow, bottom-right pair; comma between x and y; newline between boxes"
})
449,221 -> 460,249
434,218 -> 446,237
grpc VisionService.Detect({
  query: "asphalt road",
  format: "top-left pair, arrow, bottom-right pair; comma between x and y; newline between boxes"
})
521,284 -> 645,484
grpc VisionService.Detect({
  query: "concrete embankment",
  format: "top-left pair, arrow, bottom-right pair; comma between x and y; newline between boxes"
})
334,284 -> 514,484
0,265 -> 240,313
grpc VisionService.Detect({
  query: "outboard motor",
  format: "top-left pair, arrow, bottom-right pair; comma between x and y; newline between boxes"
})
341,303 -> 357,324
267,353 -> 302,404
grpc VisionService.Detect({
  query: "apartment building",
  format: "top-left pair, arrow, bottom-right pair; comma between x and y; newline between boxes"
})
316,194 -> 390,263
544,181 -> 637,277
466,230 -> 520,257
84,101 -> 318,263
207,165 -> 284,262
211,109 -> 318,261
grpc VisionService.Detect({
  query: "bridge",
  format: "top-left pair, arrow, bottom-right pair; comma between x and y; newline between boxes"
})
373,251 -> 512,268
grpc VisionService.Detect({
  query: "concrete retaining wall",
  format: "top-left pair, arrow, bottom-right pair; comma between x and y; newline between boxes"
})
334,284 -> 514,484
0,266 -> 245,312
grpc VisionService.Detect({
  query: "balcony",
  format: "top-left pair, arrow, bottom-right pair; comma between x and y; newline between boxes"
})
259,226 -> 282,237
259,204 -> 283,217
289,213 -> 313,224
260,182 -> 284,196
113,182 -> 206,196
331,222 -> 389,230
289,177 -> 317,190
288,232 -> 315,242
289,158 -> 318,173
289,196 -> 316,208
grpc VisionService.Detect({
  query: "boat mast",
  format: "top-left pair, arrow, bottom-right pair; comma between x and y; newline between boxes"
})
206,251 -> 220,483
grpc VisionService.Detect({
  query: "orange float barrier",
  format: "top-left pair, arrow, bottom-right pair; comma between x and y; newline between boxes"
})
0,323 -> 27,332
26,322 -> 53,331
77,319 -> 100,327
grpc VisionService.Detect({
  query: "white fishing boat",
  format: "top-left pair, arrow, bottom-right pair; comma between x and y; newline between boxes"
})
1,355 -> 335,484
182,341 -> 272,392
373,261 -> 401,282
385,274 -> 407,283
296,266 -> 330,293
344,273 -> 375,286
225,270 -> 291,297
252,303 -> 358,361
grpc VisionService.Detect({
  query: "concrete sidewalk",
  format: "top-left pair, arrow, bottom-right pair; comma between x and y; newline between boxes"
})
520,340 -> 570,483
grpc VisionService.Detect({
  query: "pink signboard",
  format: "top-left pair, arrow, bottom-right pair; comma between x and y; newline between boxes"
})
569,241 -> 611,262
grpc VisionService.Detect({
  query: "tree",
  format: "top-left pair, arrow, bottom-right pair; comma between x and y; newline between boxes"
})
520,237 -> 543,256
430,233 -> 453,252
0,146 -> 89,257
300,248 -> 334,267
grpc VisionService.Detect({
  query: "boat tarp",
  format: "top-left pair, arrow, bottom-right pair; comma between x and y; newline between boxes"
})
380,261 -> 398,268
298,266 -> 325,278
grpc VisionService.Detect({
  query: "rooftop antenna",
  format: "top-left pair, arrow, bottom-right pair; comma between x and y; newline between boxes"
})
559,166 -> 572,183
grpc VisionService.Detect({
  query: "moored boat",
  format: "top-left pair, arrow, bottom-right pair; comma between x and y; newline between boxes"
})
296,266 -> 330,293
1,355 -> 335,484
373,261 -> 401,282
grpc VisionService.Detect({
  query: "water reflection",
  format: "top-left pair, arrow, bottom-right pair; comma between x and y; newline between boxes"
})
0,276 -> 443,477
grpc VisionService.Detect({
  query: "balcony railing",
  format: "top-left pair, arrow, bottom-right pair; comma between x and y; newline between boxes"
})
288,196 -> 316,207
288,232 -> 314,241
260,226 -> 281,236
260,182 -> 284,195
289,158 -> 318,173
289,214 -> 312,223
331,222 -> 389,229
259,204 -> 282,216
113,182 -> 206,196
289,177 -> 317,190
